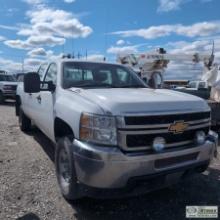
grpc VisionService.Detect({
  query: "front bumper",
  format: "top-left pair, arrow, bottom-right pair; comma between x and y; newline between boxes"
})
73,132 -> 218,190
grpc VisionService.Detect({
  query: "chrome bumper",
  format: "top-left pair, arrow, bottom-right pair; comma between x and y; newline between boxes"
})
73,132 -> 218,189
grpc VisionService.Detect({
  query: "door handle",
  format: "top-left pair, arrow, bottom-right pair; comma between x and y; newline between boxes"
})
36,95 -> 41,103
29,93 -> 32,96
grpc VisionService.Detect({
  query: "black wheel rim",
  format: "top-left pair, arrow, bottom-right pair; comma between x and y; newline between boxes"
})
58,148 -> 71,188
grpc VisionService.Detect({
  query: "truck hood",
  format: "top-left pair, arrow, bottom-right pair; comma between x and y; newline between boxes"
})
0,81 -> 18,86
69,88 -> 209,115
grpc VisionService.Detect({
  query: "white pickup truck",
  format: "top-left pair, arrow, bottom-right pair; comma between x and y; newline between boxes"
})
16,59 -> 218,200
0,74 -> 18,104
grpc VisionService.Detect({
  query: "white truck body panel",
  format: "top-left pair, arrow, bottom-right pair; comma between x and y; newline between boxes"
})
69,88 -> 209,115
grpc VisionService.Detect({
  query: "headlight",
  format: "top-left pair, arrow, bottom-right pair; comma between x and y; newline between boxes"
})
195,131 -> 206,145
152,137 -> 166,152
79,113 -> 117,145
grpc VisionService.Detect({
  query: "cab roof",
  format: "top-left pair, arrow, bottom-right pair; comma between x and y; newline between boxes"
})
55,58 -> 119,66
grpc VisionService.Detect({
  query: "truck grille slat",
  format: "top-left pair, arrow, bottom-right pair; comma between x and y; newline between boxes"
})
126,127 -> 209,148
124,111 -> 210,125
11,85 -> 17,91
4,85 -> 17,91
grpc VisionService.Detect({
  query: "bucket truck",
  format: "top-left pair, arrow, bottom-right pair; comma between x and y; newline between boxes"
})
117,46 -> 220,130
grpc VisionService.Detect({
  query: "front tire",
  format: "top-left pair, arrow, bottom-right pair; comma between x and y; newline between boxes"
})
19,109 -> 32,132
55,136 -> 82,201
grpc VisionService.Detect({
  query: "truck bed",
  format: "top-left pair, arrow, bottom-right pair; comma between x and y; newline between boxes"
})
174,88 -> 220,127
175,88 -> 210,100
207,99 -> 219,104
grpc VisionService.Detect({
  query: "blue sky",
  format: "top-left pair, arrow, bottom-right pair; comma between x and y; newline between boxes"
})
0,0 -> 220,75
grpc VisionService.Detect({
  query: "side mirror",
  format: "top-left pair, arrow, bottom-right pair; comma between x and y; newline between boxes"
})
24,72 -> 40,93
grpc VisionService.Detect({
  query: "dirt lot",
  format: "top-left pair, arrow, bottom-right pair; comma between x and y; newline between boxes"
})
0,102 -> 220,220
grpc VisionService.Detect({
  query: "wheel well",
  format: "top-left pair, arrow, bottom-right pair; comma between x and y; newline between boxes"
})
54,118 -> 74,140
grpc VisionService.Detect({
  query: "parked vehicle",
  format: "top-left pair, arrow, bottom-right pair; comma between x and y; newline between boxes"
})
175,81 -> 211,100
16,59 -> 218,200
187,81 -> 209,90
0,74 -> 18,104
118,47 -> 220,130
176,67 -> 220,129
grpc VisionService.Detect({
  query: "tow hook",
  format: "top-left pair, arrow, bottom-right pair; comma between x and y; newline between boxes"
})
208,130 -> 219,158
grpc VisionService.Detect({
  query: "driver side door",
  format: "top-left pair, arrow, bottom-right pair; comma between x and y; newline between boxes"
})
34,63 -> 57,141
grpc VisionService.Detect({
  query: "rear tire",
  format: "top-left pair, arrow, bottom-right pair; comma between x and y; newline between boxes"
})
55,136 -> 82,201
0,91 -> 4,104
19,109 -> 32,132
15,96 -> 21,116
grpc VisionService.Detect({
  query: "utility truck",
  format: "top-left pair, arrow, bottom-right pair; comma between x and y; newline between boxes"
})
117,47 -> 220,129
16,59 -> 218,200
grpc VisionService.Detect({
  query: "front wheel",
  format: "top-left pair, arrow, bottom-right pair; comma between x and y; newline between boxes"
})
55,136 -> 82,201
19,109 -> 32,132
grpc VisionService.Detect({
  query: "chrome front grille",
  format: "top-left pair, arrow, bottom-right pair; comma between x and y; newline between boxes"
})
117,111 -> 211,152
4,85 -> 17,91
124,111 -> 210,126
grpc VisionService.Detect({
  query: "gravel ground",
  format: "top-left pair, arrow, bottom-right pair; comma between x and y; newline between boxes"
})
0,102 -> 220,220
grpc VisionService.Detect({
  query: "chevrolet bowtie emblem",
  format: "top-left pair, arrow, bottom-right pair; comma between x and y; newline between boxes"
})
169,121 -> 189,134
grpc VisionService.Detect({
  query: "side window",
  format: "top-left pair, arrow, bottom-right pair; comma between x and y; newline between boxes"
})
97,70 -> 112,84
18,75 -> 24,82
63,68 -> 93,81
84,71 -> 93,80
117,68 -> 129,83
44,63 -> 57,84
37,63 -> 48,80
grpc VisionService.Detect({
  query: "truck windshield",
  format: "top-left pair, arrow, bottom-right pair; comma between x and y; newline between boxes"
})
62,62 -> 147,89
0,75 -> 16,82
